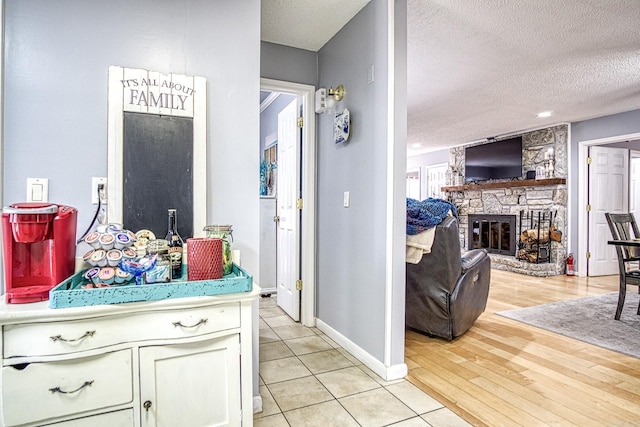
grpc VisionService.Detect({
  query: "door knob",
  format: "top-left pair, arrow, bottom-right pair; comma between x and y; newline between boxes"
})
273,215 -> 280,223
144,400 -> 152,412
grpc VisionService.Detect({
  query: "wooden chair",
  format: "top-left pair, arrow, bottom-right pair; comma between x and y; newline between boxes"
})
605,212 -> 640,320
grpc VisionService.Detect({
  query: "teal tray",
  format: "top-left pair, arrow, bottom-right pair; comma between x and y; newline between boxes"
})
49,264 -> 252,309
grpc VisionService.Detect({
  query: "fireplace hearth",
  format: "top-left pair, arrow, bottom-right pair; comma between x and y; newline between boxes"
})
468,214 -> 517,255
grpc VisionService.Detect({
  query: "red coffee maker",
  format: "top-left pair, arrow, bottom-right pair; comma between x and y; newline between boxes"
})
2,203 -> 77,303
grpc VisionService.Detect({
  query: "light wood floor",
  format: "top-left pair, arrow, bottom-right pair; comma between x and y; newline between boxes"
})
405,269 -> 640,427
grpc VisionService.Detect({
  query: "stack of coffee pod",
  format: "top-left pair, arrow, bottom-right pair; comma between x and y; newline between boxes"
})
133,229 -> 156,257
81,224 -> 138,288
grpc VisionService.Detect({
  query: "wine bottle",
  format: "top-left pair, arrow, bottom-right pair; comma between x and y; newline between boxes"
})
165,209 -> 184,279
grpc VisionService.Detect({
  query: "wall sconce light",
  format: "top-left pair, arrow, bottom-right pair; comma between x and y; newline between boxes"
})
315,84 -> 346,113
328,85 -> 345,102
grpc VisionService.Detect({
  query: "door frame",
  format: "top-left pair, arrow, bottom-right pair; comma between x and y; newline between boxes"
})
260,78 -> 316,327
0,0 -> 4,291
577,131 -> 640,276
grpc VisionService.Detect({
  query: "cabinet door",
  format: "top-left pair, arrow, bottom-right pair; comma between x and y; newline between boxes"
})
139,335 -> 241,427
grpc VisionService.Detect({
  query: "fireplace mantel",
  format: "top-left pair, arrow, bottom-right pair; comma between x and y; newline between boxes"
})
442,177 -> 566,192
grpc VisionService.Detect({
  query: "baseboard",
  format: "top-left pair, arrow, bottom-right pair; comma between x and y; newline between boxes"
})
253,395 -> 262,414
316,319 -> 407,381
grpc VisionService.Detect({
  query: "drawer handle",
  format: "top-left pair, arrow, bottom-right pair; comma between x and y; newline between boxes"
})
50,330 -> 96,342
173,318 -> 208,328
49,380 -> 94,394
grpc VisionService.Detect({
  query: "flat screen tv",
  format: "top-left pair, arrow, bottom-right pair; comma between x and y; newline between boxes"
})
464,136 -> 523,182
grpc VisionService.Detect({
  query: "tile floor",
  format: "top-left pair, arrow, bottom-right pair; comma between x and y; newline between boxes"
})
255,295 -> 472,427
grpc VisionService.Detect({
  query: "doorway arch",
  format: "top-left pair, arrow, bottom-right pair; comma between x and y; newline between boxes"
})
577,131 -> 640,276
260,78 -> 316,327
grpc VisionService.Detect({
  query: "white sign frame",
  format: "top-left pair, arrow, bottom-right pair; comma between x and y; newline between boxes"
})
107,66 -> 207,236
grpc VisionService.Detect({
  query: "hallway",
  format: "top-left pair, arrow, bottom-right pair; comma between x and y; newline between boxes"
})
254,296 -> 470,426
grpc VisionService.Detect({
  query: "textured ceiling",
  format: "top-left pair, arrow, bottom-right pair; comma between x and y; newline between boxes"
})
262,0 -> 640,156
261,0 -> 371,51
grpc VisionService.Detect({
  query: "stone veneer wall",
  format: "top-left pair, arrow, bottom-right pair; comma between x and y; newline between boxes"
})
447,125 -> 568,276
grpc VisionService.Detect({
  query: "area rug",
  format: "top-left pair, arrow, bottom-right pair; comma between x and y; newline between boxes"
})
497,292 -> 640,359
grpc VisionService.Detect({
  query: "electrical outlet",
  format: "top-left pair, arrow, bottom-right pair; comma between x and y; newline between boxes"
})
92,177 -> 107,205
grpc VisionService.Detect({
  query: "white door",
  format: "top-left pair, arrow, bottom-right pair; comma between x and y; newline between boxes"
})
139,336 -> 241,427
588,146 -> 629,276
426,163 -> 448,199
406,168 -> 420,199
276,98 -> 301,321
630,152 -> 640,221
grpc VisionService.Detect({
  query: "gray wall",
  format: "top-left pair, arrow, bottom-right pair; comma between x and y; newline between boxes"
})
4,0 -> 260,270
259,0 -> 407,372
3,0 -> 261,396
316,0 -> 405,365
261,42 -> 318,87
570,109 -> 640,271
407,148 -> 450,170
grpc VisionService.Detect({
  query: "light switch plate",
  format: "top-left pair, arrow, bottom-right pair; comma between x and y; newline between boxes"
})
27,178 -> 48,202
343,191 -> 350,208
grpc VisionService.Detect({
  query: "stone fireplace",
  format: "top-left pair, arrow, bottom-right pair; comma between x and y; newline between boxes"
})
443,125 -> 568,277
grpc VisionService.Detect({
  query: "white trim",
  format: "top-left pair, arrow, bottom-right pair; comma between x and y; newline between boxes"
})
577,131 -> 640,276
317,319 -> 408,381
253,395 -> 263,414
0,0 -> 4,292
577,143 -> 588,277
578,132 -> 640,147
192,76 -> 207,235
259,92 -> 280,113
260,78 -> 316,328
566,124 -> 572,272
383,0 -> 395,369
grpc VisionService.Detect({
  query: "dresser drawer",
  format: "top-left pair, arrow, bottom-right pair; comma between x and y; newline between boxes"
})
42,409 -> 134,426
3,302 -> 240,358
1,349 -> 132,426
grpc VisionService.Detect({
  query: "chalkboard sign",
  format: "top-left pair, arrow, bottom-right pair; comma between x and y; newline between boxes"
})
123,112 -> 194,239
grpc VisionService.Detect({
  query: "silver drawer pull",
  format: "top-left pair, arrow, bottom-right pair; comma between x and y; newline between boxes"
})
49,380 -> 94,394
173,318 -> 208,328
50,330 -> 96,342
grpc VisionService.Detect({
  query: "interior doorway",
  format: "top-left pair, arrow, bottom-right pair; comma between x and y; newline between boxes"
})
259,78 -> 316,327
577,133 -> 640,276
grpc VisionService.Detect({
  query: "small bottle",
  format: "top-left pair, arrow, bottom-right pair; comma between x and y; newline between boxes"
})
165,209 -> 184,279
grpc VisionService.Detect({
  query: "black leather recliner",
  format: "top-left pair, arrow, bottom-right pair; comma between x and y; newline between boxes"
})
406,216 -> 491,340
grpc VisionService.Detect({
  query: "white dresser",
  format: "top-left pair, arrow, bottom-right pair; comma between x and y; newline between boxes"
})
0,287 -> 258,426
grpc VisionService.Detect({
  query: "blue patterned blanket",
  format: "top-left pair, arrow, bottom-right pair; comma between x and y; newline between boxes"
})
406,198 -> 457,235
